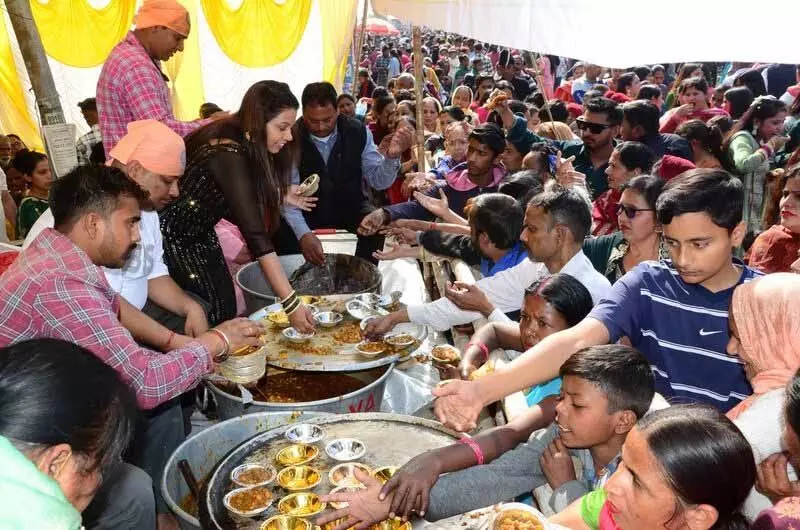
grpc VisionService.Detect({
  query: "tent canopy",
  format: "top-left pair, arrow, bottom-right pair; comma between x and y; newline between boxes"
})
373,0 -> 800,67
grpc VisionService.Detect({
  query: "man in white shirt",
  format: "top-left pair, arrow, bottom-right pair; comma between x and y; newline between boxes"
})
23,119 -> 208,339
365,186 -> 611,334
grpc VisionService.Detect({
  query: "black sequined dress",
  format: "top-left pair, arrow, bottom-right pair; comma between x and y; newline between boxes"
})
160,143 -> 275,324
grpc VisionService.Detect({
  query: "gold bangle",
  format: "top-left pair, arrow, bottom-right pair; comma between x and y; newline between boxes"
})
285,301 -> 303,316
281,290 -> 297,305
283,297 -> 300,314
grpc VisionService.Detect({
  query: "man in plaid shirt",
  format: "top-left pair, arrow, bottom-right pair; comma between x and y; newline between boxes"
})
0,164 -> 261,527
96,0 -> 217,154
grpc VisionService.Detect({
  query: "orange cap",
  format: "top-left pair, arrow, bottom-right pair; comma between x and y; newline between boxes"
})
134,0 -> 190,37
108,120 -> 185,177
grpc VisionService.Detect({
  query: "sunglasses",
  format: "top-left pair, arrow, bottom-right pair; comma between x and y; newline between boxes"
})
575,118 -> 610,134
617,204 -> 655,218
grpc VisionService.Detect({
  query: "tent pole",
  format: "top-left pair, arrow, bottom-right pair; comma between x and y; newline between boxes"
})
3,0 -> 65,127
530,51 -> 568,141
352,0 -> 370,97
412,26 -> 426,171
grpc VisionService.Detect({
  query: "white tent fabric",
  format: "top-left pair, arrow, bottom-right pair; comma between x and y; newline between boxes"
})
373,0 -> 800,67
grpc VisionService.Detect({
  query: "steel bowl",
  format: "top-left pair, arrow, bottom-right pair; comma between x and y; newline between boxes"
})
230,463 -> 276,488
384,333 -> 415,351
315,311 -> 344,328
276,465 -> 321,491
328,484 -> 367,509
328,462 -> 373,487
277,492 -> 326,517
372,466 -> 399,485
355,340 -> 387,358
282,327 -> 315,343
325,438 -> 366,462
354,293 -> 382,306
284,423 -> 326,445
223,486 -> 274,517
430,344 -> 462,365
259,515 -> 312,530
275,444 -> 320,467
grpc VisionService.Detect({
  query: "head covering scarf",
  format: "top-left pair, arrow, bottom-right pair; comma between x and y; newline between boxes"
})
727,273 -> 800,419
134,0 -> 190,37
109,119 -> 186,176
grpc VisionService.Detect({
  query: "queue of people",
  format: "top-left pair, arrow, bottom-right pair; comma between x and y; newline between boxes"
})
2,2 -> 800,528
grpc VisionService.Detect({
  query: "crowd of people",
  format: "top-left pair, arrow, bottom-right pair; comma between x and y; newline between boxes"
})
1,0 -> 800,528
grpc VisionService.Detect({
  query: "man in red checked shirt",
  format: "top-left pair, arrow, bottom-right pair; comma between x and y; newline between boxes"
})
96,0 -> 226,155
0,165 -> 262,530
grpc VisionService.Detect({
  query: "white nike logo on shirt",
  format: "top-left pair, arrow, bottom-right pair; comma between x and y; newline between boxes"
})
699,329 -> 724,336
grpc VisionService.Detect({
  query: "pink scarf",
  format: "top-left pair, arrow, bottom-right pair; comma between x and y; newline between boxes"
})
443,164 -> 506,192
727,273 -> 800,419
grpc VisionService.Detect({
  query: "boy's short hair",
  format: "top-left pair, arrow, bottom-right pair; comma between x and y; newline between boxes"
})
559,344 -> 655,419
465,193 -> 524,250
637,85 -> 662,101
656,168 -> 743,230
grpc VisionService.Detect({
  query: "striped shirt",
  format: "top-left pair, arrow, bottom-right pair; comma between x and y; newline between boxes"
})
589,259 -> 760,412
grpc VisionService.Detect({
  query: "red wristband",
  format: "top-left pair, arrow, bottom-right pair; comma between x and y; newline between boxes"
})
458,436 -> 485,465
467,341 -> 490,362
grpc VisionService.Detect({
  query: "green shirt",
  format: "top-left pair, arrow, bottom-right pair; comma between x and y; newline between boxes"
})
580,487 -> 607,530
17,195 -> 49,239
0,436 -> 82,529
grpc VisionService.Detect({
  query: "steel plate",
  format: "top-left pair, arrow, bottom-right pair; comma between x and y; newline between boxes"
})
203,413 -> 459,530
249,296 -> 427,372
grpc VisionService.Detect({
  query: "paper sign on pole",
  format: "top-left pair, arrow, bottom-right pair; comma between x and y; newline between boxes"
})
42,123 -> 77,178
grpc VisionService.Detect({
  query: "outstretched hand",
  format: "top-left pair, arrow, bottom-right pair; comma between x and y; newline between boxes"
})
317,469 -> 393,530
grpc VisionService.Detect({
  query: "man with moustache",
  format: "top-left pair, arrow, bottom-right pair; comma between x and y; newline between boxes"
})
24,120 -> 209,341
13,120 -> 262,529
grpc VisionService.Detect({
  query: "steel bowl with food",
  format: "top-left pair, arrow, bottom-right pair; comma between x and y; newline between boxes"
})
431,344 -> 462,364
223,486 -> 273,517
275,444 -> 320,466
325,438 -> 366,462
355,340 -> 387,358
384,333 -> 415,351
230,463 -> 276,488
492,507 -> 545,530
276,465 -> 321,491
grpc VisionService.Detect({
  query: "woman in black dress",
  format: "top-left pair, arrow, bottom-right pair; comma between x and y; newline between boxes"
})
160,81 -> 316,331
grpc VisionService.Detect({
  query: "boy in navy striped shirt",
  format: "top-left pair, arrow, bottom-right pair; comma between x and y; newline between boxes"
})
433,169 -> 760,431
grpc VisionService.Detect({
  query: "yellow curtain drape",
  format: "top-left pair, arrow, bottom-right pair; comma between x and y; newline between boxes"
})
164,0 -> 205,121
30,0 -> 136,68
319,0 -> 358,89
201,0 -> 312,68
0,19 -> 43,150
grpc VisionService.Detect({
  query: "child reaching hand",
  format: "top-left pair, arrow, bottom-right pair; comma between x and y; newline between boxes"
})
317,344 -> 656,529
